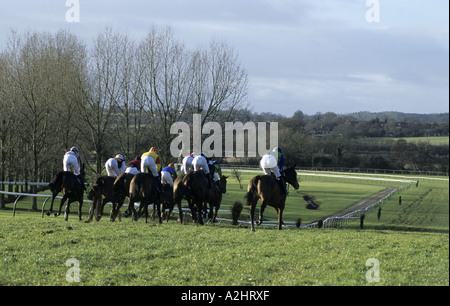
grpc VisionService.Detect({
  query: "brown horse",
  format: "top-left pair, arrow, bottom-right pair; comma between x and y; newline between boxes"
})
182,170 -> 209,225
110,173 -> 135,221
86,176 -> 115,222
160,183 -> 183,223
46,171 -> 85,221
207,176 -> 228,223
173,174 -> 186,223
126,173 -> 161,223
245,166 -> 300,231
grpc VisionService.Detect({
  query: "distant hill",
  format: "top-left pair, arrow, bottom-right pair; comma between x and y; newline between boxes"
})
348,111 -> 449,124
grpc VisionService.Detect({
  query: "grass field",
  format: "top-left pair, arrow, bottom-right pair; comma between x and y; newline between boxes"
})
1,170 -> 448,286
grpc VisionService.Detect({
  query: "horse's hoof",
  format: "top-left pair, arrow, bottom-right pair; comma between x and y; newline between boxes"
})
54,212 -> 59,217
45,211 -> 51,216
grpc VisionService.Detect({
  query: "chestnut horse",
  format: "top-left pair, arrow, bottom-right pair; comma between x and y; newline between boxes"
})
86,176 -> 115,222
245,166 -> 299,231
173,174 -> 186,223
46,171 -> 85,221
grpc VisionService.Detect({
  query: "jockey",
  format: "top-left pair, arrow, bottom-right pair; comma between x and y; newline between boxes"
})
260,147 -> 288,194
105,154 -> 126,177
273,147 -> 285,176
211,160 -> 225,193
181,153 -> 194,174
161,163 -> 177,187
125,158 -> 140,175
63,146 -> 85,190
141,147 -> 162,192
192,152 -> 212,188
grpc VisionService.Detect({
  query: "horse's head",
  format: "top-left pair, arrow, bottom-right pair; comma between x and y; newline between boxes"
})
284,166 -> 299,190
219,176 -> 228,194
86,183 -> 99,200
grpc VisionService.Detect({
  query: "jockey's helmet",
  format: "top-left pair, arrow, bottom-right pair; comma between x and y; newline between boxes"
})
149,147 -> 158,153
115,154 -> 124,161
70,146 -> 79,154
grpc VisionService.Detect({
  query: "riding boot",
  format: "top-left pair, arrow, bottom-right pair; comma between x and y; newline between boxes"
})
77,175 -> 86,190
206,173 -> 212,188
277,177 -> 288,195
214,181 -> 221,193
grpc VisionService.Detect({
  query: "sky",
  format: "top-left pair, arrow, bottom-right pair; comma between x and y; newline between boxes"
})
0,0 -> 448,117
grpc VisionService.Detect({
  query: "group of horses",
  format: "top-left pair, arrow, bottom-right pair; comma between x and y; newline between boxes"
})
45,165 -> 299,231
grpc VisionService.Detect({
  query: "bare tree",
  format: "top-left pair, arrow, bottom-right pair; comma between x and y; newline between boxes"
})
79,28 -> 130,174
189,40 -> 248,124
137,26 -> 194,162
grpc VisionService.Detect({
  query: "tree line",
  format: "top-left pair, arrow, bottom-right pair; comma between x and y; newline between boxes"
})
0,27 -> 248,189
230,109 -> 448,173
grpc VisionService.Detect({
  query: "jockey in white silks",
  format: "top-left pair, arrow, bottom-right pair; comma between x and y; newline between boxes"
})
260,148 -> 288,194
192,153 -> 212,188
63,146 -> 85,189
105,154 -> 126,177
140,147 -> 162,193
181,154 -> 194,174
63,146 -> 83,175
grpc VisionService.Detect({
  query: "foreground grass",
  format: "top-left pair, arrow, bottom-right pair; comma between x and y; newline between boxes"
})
1,211 -> 448,286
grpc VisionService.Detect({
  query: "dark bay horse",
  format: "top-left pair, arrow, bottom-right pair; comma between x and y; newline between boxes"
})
46,171 -> 85,221
207,176 -> 228,223
110,173 -> 135,221
86,176 -> 115,222
182,170 -> 209,225
160,183 -> 183,223
245,166 -> 300,231
126,173 -> 161,223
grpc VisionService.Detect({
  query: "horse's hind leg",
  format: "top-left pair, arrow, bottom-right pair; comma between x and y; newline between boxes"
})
55,195 -> 67,217
213,205 -> 219,223
46,194 -> 57,216
77,199 -> 83,221
64,199 -> 72,221
277,208 -> 284,230
249,203 -> 257,232
257,200 -> 268,226
87,198 -> 96,223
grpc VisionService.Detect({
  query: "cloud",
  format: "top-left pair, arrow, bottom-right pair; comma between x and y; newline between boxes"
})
0,0 -> 448,116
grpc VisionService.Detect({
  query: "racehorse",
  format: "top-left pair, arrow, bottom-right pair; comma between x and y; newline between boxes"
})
110,173 -> 135,222
245,166 -> 300,231
160,183 -> 183,223
126,173 -> 161,223
86,176 -> 115,222
182,170 -> 209,225
173,174 -> 185,223
46,171 -> 85,221
206,176 -> 228,223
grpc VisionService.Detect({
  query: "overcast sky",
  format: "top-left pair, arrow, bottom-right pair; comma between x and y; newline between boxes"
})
0,0 -> 448,116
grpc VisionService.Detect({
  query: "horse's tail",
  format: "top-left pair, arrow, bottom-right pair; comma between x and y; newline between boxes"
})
244,176 -> 260,205
49,171 -> 65,193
